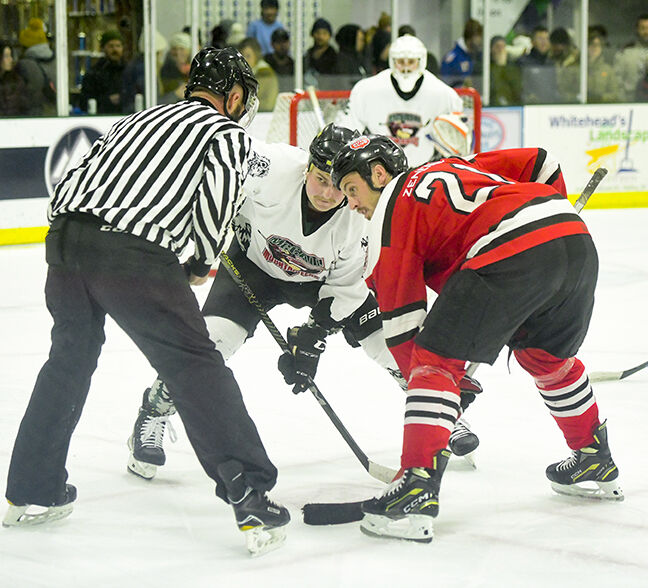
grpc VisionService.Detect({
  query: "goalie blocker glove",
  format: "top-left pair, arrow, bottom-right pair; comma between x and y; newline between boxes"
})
278,323 -> 328,393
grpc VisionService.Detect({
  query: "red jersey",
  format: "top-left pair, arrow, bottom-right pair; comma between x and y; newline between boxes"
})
364,148 -> 588,376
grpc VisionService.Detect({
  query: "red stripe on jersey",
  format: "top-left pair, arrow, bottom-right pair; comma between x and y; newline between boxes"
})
460,221 -> 589,271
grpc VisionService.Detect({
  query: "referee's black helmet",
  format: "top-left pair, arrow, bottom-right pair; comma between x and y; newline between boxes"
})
309,124 -> 360,174
185,47 -> 259,125
331,134 -> 408,190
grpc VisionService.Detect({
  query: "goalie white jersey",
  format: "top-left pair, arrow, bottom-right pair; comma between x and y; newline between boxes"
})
233,138 -> 371,322
341,69 -> 464,166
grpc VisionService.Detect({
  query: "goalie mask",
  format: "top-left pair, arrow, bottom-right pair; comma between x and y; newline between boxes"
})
309,123 -> 360,174
429,112 -> 472,159
389,34 -> 428,93
331,134 -> 408,191
185,47 -> 259,128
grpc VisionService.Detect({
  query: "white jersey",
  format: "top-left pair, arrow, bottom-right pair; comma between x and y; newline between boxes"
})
342,69 -> 463,166
233,138 -> 370,322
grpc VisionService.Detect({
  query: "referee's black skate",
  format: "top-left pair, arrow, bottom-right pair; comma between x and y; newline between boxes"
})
217,460 -> 290,557
360,449 -> 450,543
546,420 -> 623,501
3,484 -> 77,527
127,387 -> 176,480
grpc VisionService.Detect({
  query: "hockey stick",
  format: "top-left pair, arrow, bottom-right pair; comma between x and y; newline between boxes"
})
462,167 -> 608,381
307,85 -> 326,131
218,251 -> 398,484
589,360 -> 648,383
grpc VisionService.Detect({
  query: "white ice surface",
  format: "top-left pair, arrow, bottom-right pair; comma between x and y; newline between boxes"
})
1,208 -> 647,588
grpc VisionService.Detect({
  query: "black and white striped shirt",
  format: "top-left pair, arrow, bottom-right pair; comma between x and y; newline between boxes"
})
50,97 -> 251,274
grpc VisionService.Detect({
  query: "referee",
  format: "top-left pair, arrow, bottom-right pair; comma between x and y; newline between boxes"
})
4,47 -> 290,554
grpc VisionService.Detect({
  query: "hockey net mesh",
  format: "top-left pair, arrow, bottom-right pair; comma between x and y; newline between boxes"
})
265,87 -> 482,152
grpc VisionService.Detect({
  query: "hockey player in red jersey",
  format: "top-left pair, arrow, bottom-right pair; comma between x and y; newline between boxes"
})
331,135 -> 623,543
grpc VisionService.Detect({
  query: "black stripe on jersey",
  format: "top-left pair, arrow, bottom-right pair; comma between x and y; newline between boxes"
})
407,396 -> 460,410
544,390 -> 594,413
404,410 -> 455,423
491,192 -> 566,225
475,212 -> 582,257
386,328 -> 419,348
539,379 -> 590,403
382,172 -> 409,248
381,299 -> 427,321
529,148 -> 547,182
545,167 -> 562,187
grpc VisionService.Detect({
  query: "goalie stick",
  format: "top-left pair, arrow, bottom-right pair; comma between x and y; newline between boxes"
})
302,166 -> 613,526
218,251 -> 398,484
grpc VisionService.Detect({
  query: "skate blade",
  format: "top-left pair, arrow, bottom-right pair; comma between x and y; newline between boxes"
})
360,513 -> 433,543
242,524 -> 287,557
3,502 -> 73,527
126,438 -> 157,480
550,480 -> 624,502
462,451 -> 477,469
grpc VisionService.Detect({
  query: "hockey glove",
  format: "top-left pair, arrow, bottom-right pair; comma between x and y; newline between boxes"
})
278,323 -> 328,393
459,374 -> 483,412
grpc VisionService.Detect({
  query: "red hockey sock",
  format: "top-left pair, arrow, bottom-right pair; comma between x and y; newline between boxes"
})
514,348 -> 600,449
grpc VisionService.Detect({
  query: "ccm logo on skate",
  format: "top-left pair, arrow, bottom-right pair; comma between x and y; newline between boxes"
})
350,137 -> 370,150
403,492 -> 434,513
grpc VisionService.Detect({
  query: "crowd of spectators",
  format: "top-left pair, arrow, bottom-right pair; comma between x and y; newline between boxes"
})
1,5 -> 648,118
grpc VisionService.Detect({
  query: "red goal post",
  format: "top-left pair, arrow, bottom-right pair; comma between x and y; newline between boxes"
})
266,87 -> 482,153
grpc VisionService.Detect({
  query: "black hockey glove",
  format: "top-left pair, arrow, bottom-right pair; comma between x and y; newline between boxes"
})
459,373 -> 483,412
278,323 -> 328,394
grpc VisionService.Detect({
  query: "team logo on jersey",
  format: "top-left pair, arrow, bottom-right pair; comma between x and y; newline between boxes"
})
350,136 -> 370,150
262,235 -> 325,277
247,151 -> 270,177
44,126 -> 102,196
387,112 -> 423,147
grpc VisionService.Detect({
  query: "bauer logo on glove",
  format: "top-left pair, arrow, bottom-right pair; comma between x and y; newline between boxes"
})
277,323 -> 328,393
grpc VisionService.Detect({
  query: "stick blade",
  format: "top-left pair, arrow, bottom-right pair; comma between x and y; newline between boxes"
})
302,500 -> 366,525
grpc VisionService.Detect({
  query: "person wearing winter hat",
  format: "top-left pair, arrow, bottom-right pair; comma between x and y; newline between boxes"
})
305,17 -> 337,75
16,17 -> 56,115
161,31 -> 192,96
80,29 -> 126,114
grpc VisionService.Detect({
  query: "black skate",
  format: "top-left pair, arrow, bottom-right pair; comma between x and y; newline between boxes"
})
546,420 -> 623,501
360,449 -> 450,543
448,418 -> 480,468
3,484 -> 77,527
127,387 -> 176,480
217,460 -> 290,556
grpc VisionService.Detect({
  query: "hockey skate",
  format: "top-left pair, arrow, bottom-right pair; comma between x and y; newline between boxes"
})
448,418 -> 479,468
546,420 -> 623,501
127,387 -> 176,480
360,449 -> 450,543
3,484 -> 77,527
217,460 -> 290,557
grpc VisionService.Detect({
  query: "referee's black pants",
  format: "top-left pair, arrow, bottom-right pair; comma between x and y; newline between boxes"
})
6,215 -> 277,506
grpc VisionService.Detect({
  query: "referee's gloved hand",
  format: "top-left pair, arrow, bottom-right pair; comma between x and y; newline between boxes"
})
278,323 -> 328,394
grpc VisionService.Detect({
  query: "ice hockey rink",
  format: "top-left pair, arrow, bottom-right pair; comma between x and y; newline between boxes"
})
0,207 -> 646,588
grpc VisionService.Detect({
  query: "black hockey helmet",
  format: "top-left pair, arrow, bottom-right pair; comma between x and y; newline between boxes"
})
331,134 -> 408,190
185,46 -> 259,126
308,123 -> 360,174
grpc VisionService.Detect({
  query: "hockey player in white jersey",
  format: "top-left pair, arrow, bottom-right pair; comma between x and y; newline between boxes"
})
126,124 -> 480,480
342,34 -> 465,166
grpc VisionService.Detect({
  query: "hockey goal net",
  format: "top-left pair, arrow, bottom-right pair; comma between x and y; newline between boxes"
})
266,87 -> 482,153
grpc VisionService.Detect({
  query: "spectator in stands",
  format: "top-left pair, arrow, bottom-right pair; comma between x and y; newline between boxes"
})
441,18 -> 483,88
399,25 -> 439,75
550,27 -> 580,103
0,41 -> 30,116
305,18 -> 337,75
365,12 -> 391,74
264,28 -> 294,76
587,31 -> 618,103
489,35 -> 521,106
335,24 -> 367,79
246,0 -> 284,56
211,20 -> 234,49
239,37 -> 278,111
121,30 -> 168,112
517,25 -> 559,104
79,30 -> 126,114
16,17 -> 56,116
160,32 -> 192,98
613,14 -> 648,102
